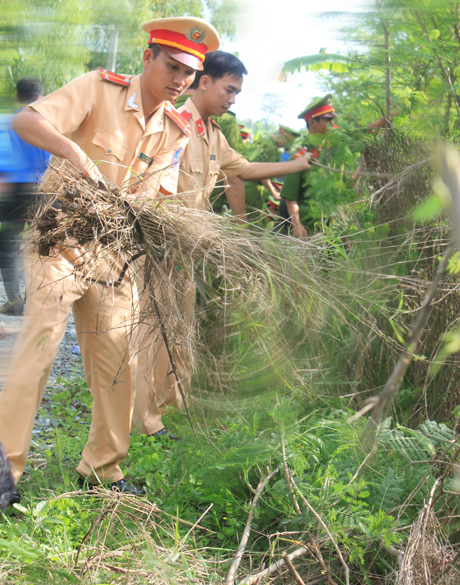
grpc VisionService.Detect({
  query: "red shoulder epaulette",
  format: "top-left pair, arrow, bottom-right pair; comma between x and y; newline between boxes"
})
164,104 -> 191,137
99,67 -> 130,87
211,119 -> 220,130
180,110 -> 193,123
293,146 -> 319,160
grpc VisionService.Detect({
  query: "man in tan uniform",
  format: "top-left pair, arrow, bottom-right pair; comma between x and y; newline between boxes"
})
1,16 -> 219,503
132,51 -> 312,438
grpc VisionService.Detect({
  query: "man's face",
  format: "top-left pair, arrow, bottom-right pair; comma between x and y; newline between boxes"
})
200,73 -> 243,117
308,116 -> 334,135
141,48 -> 196,105
273,133 -> 289,148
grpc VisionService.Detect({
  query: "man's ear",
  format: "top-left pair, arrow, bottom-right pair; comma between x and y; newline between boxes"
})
142,48 -> 154,68
14,93 -> 19,104
199,74 -> 211,92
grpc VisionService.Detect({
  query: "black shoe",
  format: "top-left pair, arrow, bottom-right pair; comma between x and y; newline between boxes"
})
0,300 -> 24,316
76,474 -> 94,491
8,489 -> 21,506
109,478 -> 144,495
77,474 -> 143,496
150,427 -> 182,441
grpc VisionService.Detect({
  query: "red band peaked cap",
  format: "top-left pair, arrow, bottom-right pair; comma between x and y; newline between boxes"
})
301,104 -> 335,122
143,17 -> 220,71
297,94 -> 338,122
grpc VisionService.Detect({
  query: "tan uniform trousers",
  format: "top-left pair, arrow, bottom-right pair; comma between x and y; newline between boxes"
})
0,244 -> 136,484
131,260 -> 195,436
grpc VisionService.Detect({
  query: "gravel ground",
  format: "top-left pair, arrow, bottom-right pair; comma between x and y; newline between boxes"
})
0,265 -> 87,462
0,268 -> 84,395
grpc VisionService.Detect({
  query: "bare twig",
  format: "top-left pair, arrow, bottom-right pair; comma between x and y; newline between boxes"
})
280,426 -> 301,515
379,539 -> 404,568
239,546 -> 325,585
361,240 -> 454,437
307,531 -> 336,585
180,503 -> 213,545
226,467 -> 279,585
282,552 -> 306,585
291,477 -> 350,585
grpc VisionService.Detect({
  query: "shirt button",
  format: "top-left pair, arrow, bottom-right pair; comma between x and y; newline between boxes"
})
165,105 -> 171,111
107,148 -> 112,154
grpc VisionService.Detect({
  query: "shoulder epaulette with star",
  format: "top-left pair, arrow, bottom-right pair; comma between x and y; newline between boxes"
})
164,103 -> 191,137
99,67 -> 130,87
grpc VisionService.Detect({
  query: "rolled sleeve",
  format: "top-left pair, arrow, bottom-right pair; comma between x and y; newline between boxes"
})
280,171 -> 301,202
146,137 -> 188,194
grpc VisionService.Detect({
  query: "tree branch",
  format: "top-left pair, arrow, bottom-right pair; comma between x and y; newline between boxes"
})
291,477 -> 349,585
226,467 -> 279,585
239,546 -> 327,585
282,552 -> 307,585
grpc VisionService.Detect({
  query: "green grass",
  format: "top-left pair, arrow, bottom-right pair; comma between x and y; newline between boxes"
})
1,369 -> 459,584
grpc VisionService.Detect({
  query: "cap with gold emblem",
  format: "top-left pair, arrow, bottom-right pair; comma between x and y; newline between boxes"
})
142,17 -> 220,71
276,124 -> 301,139
297,94 -> 338,122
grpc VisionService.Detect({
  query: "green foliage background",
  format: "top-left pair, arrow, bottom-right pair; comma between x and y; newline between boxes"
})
0,0 -> 237,106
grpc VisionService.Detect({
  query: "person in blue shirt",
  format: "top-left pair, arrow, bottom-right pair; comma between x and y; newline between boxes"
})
0,78 -> 51,315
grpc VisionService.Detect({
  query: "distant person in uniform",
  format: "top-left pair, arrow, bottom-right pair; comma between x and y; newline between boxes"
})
279,94 -> 338,240
1,16 -> 219,505
0,78 -> 51,316
132,50 -> 313,439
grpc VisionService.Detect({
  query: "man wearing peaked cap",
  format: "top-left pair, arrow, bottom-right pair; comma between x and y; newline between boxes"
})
275,124 -> 301,145
278,94 -> 338,240
132,50 -> 314,439
142,17 -> 220,72
3,16 -> 218,504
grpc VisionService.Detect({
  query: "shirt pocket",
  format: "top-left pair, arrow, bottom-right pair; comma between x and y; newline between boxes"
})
92,129 -> 127,161
189,159 -> 204,175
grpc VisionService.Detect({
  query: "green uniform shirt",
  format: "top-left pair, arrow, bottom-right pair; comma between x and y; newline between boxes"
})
245,135 -> 282,225
210,111 -> 243,210
280,170 -> 310,226
213,112 -> 243,151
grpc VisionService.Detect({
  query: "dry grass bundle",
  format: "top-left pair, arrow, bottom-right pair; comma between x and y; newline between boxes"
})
0,488 -> 223,584
32,163 -> 332,403
395,504 -> 457,585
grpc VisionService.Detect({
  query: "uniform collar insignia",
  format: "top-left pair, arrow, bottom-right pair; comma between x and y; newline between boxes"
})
127,93 -> 139,109
196,118 -> 205,135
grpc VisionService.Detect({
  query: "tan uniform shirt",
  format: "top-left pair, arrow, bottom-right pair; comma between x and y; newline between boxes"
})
32,70 -> 189,193
177,97 -> 249,209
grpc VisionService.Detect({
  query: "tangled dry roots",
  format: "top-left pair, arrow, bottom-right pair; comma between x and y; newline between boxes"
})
395,506 -> 456,585
31,163 -> 332,397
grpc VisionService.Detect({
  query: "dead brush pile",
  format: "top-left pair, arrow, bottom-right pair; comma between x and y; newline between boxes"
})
395,505 -> 457,585
355,131 -> 460,424
31,163 -> 335,398
0,488 -> 221,584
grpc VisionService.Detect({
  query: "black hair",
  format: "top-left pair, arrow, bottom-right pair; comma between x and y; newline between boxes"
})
148,43 -> 164,60
16,77 -> 44,104
190,50 -> 247,90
